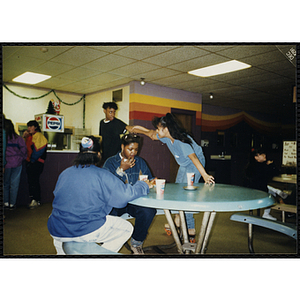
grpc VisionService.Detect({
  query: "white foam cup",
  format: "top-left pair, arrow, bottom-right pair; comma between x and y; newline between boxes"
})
139,175 -> 148,181
187,173 -> 195,186
155,179 -> 166,195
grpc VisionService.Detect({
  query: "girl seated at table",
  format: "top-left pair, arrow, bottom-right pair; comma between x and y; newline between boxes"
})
129,113 -> 214,242
47,136 -> 152,254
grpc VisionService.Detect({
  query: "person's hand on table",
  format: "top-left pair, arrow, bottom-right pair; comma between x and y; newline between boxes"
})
150,177 -> 157,185
144,179 -> 154,189
203,174 -> 215,185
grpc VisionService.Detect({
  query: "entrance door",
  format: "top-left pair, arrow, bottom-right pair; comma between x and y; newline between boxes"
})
169,113 -> 193,182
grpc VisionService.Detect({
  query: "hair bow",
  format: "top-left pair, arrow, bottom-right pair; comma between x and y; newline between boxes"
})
81,137 -> 93,149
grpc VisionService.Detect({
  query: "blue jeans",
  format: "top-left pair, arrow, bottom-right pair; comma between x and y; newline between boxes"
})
4,165 -> 22,206
110,204 -> 156,243
176,154 -> 205,230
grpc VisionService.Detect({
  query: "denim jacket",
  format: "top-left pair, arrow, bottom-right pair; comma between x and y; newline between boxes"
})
103,152 -> 154,185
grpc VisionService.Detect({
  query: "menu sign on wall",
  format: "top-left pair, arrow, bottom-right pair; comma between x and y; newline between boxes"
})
282,141 -> 296,167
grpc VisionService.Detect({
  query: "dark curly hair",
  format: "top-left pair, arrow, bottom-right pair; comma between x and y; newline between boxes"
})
121,133 -> 141,147
152,113 -> 192,146
102,102 -> 118,110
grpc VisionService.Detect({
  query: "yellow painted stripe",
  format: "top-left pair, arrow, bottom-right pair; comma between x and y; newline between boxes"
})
130,93 -> 202,112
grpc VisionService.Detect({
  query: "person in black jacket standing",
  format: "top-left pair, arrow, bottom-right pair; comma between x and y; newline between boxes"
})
99,102 -> 130,162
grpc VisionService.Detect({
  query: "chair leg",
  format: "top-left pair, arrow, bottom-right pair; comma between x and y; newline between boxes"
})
248,223 -> 255,254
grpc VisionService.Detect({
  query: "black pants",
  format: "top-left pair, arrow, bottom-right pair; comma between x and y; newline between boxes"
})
110,204 -> 156,242
26,161 -> 44,203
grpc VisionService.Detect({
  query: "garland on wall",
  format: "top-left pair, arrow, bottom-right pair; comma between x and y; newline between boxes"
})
3,84 -> 86,128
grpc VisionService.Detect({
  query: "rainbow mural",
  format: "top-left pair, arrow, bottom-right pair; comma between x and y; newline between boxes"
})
202,111 -> 281,133
129,93 -> 202,125
128,81 -> 281,135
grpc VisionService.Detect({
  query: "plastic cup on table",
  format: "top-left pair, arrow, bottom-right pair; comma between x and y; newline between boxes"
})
187,173 -> 195,186
155,179 -> 166,195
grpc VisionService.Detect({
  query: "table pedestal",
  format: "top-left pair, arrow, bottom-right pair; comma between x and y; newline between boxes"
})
164,210 -> 217,254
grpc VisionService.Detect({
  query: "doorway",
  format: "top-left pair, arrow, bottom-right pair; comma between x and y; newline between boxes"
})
169,111 -> 194,182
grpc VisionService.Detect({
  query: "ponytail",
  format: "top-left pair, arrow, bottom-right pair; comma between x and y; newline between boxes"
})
152,113 -> 192,145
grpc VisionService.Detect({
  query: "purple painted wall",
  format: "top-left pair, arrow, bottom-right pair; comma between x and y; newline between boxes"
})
135,120 -> 171,182
16,152 -> 78,206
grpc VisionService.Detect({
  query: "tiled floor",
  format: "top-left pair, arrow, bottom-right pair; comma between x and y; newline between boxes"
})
2,202 -> 297,257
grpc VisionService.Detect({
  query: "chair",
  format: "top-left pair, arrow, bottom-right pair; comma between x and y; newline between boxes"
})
62,241 -> 122,255
230,213 -> 297,254
271,203 -> 297,223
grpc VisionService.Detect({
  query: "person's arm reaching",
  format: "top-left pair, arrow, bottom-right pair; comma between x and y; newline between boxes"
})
188,153 -> 215,185
127,125 -> 158,140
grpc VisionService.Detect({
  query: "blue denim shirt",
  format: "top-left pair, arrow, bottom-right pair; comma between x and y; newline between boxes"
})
103,152 -> 154,185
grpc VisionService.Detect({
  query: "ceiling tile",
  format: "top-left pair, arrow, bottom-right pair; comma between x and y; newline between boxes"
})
87,45 -> 127,53
143,46 -> 209,67
84,54 -> 136,71
11,45 -> 74,60
34,61 -> 75,76
113,45 -> 181,60
82,72 -> 124,85
2,46 -> 23,59
50,46 -> 108,66
216,45 -> 276,59
58,67 -> 102,80
130,67 -> 180,81
109,61 -> 159,77
34,77 -> 76,89
151,73 -> 194,86
3,56 -> 46,78
196,45 -> 235,52
241,50 -> 287,67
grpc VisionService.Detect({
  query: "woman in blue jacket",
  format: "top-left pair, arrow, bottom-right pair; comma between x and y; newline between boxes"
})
47,136 -> 152,255
103,134 -> 157,254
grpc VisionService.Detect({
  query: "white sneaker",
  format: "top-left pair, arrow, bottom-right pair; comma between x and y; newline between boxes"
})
130,245 -> 144,255
29,199 -> 38,209
267,185 -> 288,199
262,213 -> 277,221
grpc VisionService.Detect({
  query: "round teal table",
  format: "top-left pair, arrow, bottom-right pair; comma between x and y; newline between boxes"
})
130,183 -> 275,254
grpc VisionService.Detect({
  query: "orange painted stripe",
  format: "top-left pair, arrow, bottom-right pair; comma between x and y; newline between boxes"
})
130,102 -> 170,115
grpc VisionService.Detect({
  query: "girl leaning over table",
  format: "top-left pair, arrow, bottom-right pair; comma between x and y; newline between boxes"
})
128,113 -> 214,242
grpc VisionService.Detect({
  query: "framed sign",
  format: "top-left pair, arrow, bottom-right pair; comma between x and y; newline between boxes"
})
282,141 -> 296,167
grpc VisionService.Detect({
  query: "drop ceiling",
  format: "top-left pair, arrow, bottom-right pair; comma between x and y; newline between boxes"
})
2,43 -> 297,118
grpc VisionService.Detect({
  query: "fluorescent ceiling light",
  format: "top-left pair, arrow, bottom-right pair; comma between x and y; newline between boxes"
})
188,60 -> 251,77
12,72 -> 51,84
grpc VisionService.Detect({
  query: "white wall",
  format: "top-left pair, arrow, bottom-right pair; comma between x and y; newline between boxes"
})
85,85 -> 130,136
3,84 -> 85,130
3,84 -> 130,136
